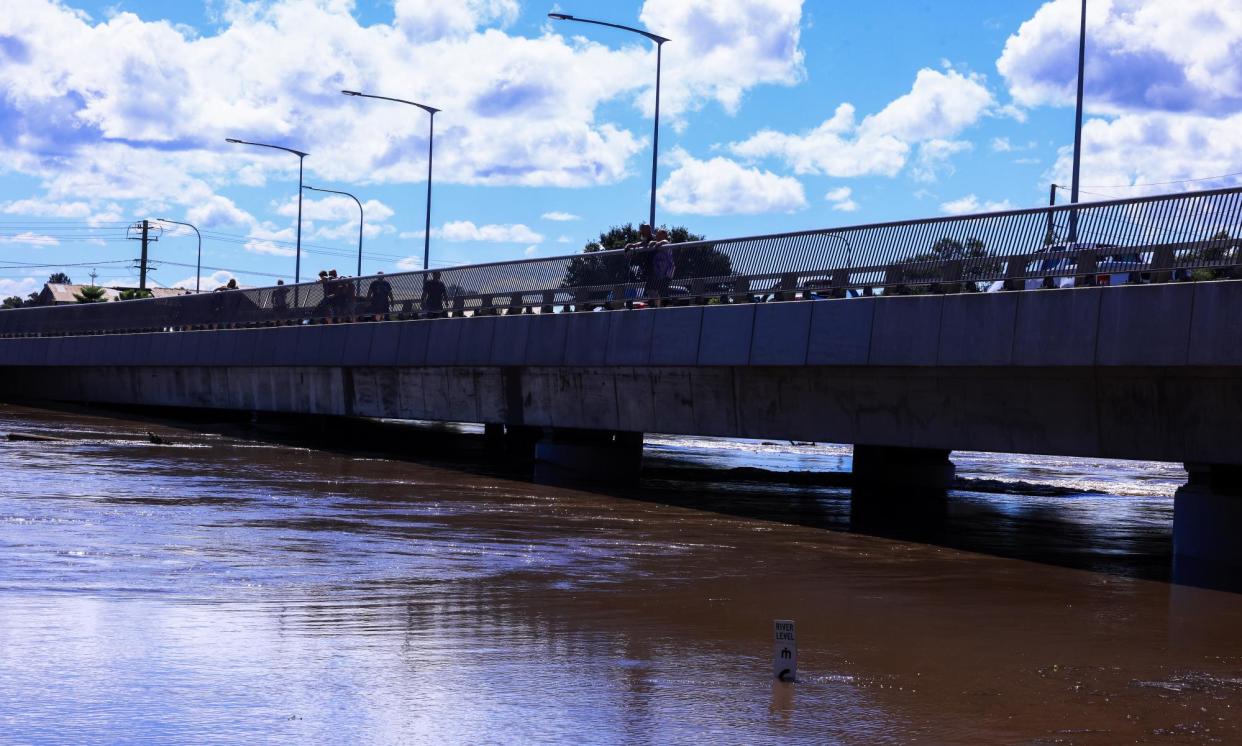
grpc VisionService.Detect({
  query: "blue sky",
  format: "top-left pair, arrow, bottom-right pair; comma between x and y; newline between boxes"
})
1,0 -> 1239,295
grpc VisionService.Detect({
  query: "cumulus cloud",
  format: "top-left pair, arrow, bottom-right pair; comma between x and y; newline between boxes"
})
637,0 -> 805,120
0,0 -> 805,231
658,149 -> 806,215
437,221 -> 543,243
940,195 -> 1015,215
393,0 -> 518,42
0,231 -> 59,246
0,277 -> 40,298
824,186 -> 858,212
1045,112 -> 1242,197
1001,0 -> 1242,193
729,68 -> 993,179
998,0 -> 1242,116
541,211 -> 580,222
911,139 -> 973,182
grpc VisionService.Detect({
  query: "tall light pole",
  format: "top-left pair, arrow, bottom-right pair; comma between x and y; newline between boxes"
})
225,138 -> 310,283
156,218 -> 202,292
1068,0 -> 1087,242
342,91 -> 439,272
549,12 -> 669,231
304,185 -> 365,276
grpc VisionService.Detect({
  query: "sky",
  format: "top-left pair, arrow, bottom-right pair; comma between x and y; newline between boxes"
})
0,0 -> 1240,297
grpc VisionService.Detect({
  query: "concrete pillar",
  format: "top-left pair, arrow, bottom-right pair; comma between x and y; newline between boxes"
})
851,445 -> 955,490
1172,463 -> 1242,589
534,429 -> 643,485
483,423 -> 505,452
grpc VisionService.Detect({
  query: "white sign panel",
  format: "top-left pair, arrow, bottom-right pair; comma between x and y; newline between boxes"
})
773,619 -> 797,681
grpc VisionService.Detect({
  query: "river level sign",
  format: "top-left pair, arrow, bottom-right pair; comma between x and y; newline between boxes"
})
773,619 -> 797,681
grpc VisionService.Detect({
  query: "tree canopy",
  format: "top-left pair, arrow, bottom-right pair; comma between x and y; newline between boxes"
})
74,285 -> 108,303
561,223 -> 731,290
2,296 -> 23,309
47,272 -> 71,285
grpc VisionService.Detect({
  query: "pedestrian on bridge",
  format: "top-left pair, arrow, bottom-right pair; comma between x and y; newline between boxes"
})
423,271 -> 447,319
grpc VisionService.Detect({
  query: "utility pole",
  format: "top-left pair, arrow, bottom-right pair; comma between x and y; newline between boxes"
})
127,220 -> 160,290
139,219 -> 150,289
1047,184 -> 1058,244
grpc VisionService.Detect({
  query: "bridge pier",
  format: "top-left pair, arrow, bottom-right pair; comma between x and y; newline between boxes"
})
851,445 -> 956,491
1173,464 -> 1242,588
534,429 -> 643,485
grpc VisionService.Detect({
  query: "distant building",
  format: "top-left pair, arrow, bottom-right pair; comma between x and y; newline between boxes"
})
35,284 -> 193,306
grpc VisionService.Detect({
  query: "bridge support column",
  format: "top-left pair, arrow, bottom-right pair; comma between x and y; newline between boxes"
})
534,429 -> 643,485
1173,464 -> 1242,588
851,445 -> 956,490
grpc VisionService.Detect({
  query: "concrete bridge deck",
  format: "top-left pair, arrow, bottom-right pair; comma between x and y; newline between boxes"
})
2,281 -> 1241,573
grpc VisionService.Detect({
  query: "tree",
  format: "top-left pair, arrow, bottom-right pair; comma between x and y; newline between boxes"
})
900,236 -> 1001,290
560,223 -> 726,290
117,288 -> 153,301
46,272 -> 71,285
2,296 -> 23,309
74,285 -> 108,303
24,292 -> 39,307
1186,229 -> 1238,281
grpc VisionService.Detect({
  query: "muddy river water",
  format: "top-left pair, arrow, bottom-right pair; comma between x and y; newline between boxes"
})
1,403 -> 1240,743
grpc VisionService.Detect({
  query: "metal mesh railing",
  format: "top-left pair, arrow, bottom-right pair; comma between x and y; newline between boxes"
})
2,186 -> 1241,338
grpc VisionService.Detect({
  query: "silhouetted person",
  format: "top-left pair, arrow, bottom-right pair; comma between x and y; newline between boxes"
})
423,271 -> 447,318
367,272 -> 392,321
270,279 -> 289,320
647,228 -> 674,306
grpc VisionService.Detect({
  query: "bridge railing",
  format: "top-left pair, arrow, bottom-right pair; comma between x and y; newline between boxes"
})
1,186 -> 1241,337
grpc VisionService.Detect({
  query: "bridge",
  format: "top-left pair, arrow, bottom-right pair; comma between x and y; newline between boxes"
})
2,187 -> 1241,573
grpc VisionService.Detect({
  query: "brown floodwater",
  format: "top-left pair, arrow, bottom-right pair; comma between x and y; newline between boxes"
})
1,403 -> 1240,744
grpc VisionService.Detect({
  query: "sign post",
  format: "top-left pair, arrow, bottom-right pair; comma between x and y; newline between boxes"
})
773,619 -> 797,681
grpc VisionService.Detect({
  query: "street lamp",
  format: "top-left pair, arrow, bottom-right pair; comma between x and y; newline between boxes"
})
155,218 -> 202,293
1068,0 -> 1087,242
548,11 -> 669,231
304,185 -> 365,276
342,90 -> 439,273
225,138 -> 310,283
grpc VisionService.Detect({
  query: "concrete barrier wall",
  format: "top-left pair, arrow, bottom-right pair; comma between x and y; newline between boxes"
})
1,281 -> 1235,370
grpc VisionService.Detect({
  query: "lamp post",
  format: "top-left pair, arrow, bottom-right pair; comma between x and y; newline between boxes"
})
155,218 -> 202,292
304,186 -> 365,276
342,90 -> 439,272
225,138 -> 310,283
548,12 -> 669,231
1068,0 -> 1087,242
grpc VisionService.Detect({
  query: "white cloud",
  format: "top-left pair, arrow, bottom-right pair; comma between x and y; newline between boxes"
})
1045,112 -> 1242,197
658,149 -> 806,215
940,194 -> 1015,215
824,187 -> 858,212
436,221 -> 543,243
170,270 -> 236,291
991,137 -> 1014,152
910,139 -> 973,182
998,0 -> 1242,117
0,231 -> 59,246
523,245 -> 538,256
556,235 -> 571,243
396,256 -> 423,271
185,194 -> 255,229
1001,1 -> 1242,195
637,0 -> 805,121
729,67 -> 993,179
541,211 -> 580,222
393,0 -> 518,42
0,0 -> 805,229
0,198 -> 92,218
0,277 -> 40,298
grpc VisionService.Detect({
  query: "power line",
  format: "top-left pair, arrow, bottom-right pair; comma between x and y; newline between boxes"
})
1056,171 -> 1242,190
